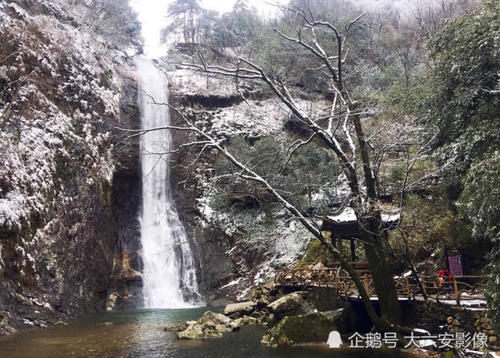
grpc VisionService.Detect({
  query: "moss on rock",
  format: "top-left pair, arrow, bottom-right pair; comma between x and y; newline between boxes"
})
295,240 -> 336,268
177,311 -> 238,340
261,312 -> 337,347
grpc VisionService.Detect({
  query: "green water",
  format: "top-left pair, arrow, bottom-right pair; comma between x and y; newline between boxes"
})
0,309 -> 411,358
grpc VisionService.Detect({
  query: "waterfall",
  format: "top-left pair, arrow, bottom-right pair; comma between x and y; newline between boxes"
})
137,57 -> 200,308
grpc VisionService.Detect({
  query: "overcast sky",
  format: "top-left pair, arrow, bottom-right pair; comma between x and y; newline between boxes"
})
201,0 -> 287,13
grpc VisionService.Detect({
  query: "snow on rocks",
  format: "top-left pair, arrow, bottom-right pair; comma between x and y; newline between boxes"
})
207,98 -> 287,138
0,0 -> 121,231
168,69 -> 237,98
164,63 -> 363,301
0,0 -> 129,321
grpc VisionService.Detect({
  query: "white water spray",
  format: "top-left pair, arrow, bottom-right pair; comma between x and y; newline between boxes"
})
137,57 -> 200,308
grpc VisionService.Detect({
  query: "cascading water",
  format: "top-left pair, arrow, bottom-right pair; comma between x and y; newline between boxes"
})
137,57 -> 200,308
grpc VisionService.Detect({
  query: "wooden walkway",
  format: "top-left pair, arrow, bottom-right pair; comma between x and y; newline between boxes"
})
274,264 -> 487,307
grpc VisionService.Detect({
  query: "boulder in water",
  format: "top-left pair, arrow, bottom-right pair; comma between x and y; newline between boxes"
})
233,316 -> 259,327
267,292 -> 314,317
261,312 -> 337,347
224,301 -> 256,317
177,311 -> 238,340
165,322 -> 188,332
106,293 -> 119,312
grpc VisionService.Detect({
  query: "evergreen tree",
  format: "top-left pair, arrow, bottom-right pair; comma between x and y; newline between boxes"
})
168,0 -> 201,43
416,0 -> 500,327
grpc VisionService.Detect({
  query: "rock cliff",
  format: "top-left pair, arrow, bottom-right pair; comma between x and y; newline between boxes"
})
0,0 -> 141,334
166,65 -> 316,304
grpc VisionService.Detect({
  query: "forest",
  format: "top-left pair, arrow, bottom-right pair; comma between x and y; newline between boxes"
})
0,0 -> 498,357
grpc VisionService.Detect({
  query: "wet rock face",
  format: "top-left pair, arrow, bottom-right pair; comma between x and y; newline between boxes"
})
0,0 -> 141,334
168,108 -> 235,300
165,67 -> 308,302
180,93 -> 244,108
107,66 -> 142,310
0,311 -> 17,336
167,103 -> 312,304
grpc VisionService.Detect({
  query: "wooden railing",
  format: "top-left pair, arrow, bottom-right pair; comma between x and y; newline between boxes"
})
274,266 -> 487,307
395,274 -> 486,306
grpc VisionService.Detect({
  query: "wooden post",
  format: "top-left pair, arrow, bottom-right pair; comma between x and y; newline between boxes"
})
445,245 -> 450,271
335,267 -> 341,296
330,232 -> 336,249
363,276 -> 370,296
350,239 -> 356,262
453,275 -> 460,306
405,278 -> 411,299
337,237 -> 343,254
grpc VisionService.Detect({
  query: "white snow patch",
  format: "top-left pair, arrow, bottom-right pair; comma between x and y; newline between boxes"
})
381,213 -> 401,222
219,278 -> 242,290
236,286 -> 252,301
327,207 -> 356,222
439,299 -> 487,306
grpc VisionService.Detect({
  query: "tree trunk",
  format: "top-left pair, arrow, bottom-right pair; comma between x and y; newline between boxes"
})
350,239 -> 356,262
337,237 -> 343,253
351,109 -> 402,323
359,214 -> 402,324
364,242 -> 401,323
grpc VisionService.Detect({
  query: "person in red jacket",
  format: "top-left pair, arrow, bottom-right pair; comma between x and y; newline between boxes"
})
438,269 -> 452,296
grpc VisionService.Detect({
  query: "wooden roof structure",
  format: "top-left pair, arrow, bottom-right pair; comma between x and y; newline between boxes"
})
320,207 -> 400,239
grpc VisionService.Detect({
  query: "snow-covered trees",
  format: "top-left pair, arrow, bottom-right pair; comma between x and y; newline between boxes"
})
169,1 -> 261,54
168,0 -> 201,43
81,0 -> 142,49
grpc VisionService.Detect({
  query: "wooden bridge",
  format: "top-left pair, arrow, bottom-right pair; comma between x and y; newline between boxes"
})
274,263 -> 487,307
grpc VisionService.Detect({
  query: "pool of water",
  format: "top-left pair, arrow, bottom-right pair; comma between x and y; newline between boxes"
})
0,308 -> 412,358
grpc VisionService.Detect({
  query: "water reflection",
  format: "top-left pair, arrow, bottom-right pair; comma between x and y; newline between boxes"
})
0,309 -> 411,358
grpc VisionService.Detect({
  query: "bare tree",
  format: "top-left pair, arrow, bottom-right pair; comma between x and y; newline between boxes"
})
185,6 -> 406,325
413,0 -> 479,40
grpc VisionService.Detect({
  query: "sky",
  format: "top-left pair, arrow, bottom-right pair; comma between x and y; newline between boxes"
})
201,0 -> 287,14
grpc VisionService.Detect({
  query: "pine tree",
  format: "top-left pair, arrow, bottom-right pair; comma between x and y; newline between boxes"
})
168,0 -> 201,43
